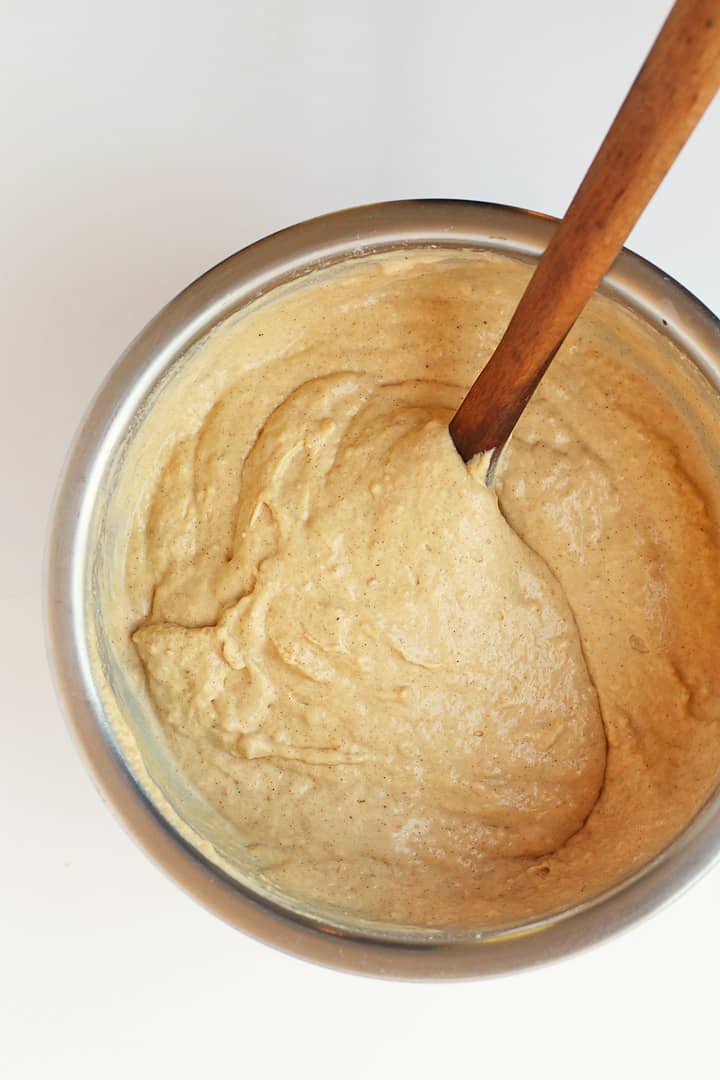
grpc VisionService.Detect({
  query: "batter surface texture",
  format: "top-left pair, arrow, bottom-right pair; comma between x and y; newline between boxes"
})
124,251 -> 720,926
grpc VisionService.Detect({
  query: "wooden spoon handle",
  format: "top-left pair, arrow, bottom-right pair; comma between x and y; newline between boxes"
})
449,0 -> 720,463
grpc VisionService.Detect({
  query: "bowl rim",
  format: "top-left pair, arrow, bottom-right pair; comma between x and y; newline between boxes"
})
45,198 -> 720,979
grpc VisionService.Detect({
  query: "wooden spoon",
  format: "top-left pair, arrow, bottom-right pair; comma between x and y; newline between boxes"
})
449,0 -> 720,473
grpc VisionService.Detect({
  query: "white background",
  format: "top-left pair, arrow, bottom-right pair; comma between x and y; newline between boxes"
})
3,1 -> 720,1076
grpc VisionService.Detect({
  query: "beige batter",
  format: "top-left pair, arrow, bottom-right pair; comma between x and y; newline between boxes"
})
123,250 -> 720,927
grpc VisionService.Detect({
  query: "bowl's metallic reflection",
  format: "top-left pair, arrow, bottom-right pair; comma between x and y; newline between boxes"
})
46,200 -> 720,979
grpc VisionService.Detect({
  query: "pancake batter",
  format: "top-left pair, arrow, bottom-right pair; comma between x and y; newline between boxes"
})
124,251 -> 720,926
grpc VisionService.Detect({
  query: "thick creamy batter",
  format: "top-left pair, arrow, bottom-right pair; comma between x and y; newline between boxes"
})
123,250 -> 720,927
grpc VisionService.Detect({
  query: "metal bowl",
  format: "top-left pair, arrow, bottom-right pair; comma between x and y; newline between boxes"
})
46,200 -> 720,978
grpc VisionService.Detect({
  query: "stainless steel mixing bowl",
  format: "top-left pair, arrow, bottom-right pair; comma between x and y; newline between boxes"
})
46,200 -> 720,978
